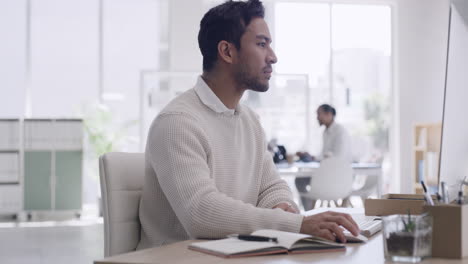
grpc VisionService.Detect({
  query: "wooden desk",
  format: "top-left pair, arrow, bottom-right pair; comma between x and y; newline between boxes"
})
95,208 -> 467,264
94,234 -> 467,264
277,162 -> 383,196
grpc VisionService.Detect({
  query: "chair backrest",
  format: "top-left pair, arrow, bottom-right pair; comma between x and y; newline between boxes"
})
351,174 -> 379,199
99,152 -> 145,257
305,157 -> 353,201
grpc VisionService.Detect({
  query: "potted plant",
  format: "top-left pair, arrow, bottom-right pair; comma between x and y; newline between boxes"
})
383,210 -> 433,263
82,104 -> 137,216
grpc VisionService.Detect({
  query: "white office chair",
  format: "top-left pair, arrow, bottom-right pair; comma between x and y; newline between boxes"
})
99,152 -> 145,257
301,157 -> 353,208
349,174 -> 379,203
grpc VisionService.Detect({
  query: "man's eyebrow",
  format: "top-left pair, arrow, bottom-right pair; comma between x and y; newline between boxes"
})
256,35 -> 272,43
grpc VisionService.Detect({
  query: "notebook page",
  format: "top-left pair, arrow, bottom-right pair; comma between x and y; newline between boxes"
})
189,237 -> 281,255
252,229 -> 313,249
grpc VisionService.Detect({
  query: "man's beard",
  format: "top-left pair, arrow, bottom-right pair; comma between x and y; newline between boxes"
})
234,65 -> 269,92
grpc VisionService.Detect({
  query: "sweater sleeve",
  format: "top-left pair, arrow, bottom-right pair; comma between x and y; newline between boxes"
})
147,113 -> 303,239
256,149 -> 300,212
248,108 -> 300,212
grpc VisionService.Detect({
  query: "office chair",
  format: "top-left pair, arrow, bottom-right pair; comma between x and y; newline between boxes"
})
348,174 -> 379,205
99,152 -> 145,257
301,157 -> 353,208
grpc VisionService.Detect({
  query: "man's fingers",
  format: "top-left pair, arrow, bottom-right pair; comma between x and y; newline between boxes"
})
319,222 -> 346,243
324,214 -> 360,236
317,229 -> 335,242
333,212 -> 359,231
343,214 -> 359,229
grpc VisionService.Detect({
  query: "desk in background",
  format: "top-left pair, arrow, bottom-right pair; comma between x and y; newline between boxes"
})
94,208 -> 466,264
276,162 -> 383,197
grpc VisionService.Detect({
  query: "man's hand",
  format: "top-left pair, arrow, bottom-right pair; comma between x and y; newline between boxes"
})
273,202 -> 299,214
296,151 -> 315,162
300,211 -> 360,243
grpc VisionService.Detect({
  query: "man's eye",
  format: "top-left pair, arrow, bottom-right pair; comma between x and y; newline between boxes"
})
258,42 -> 266,47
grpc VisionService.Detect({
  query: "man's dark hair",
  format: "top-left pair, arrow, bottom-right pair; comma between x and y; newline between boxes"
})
198,0 -> 265,72
319,104 -> 336,116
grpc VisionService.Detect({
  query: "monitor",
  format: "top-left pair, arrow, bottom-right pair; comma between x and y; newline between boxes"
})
438,0 -> 468,200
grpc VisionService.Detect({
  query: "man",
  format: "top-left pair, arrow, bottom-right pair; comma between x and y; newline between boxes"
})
295,104 -> 352,210
297,104 -> 352,162
137,0 -> 359,250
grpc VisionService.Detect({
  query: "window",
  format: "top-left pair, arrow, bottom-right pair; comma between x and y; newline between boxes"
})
249,2 -> 392,167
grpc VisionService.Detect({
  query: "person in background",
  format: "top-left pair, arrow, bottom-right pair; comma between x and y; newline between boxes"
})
137,0 -> 359,250
295,104 -> 352,210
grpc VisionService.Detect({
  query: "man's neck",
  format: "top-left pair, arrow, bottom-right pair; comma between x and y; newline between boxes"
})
325,120 -> 335,129
201,71 -> 245,110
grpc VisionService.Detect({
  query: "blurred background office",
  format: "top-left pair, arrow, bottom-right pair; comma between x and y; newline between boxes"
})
0,0 -> 451,263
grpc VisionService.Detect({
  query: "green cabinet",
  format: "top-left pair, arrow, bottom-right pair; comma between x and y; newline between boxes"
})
24,151 -> 52,210
55,151 -> 82,210
24,150 -> 82,211
22,119 -> 83,213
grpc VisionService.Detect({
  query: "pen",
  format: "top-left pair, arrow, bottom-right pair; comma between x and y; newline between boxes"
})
458,191 -> 463,205
458,176 -> 467,205
441,181 -> 449,204
421,181 -> 434,206
228,234 -> 278,243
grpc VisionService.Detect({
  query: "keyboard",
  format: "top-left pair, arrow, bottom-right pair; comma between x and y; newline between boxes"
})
355,216 -> 382,238
342,215 -> 382,242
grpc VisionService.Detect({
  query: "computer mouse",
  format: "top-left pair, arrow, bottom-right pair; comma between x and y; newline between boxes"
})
342,232 -> 368,243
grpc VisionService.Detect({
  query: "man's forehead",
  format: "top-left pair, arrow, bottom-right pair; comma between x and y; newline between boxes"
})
244,18 -> 271,40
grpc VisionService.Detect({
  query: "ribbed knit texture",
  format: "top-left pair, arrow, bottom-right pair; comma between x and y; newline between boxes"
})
137,87 -> 303,250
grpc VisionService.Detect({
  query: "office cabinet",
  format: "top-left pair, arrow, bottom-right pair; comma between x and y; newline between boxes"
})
24,151 -> 52,210
0,185 -> 21,214
0,119 -> 21,215
0,119 -> 83,217
55,151 -> 82,210
23,119 -> 83,215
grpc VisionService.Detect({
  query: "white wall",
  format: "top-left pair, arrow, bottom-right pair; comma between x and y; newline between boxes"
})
101,0 -> 160,151
396,0 -> 450,193
0,0 -> 27,117
29,0 -> 99,117
168,0 -> 205,71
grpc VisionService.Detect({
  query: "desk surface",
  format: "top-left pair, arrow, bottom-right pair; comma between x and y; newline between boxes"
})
276,161 -> 381,170
95,208 -> 467,264
95,236 -> 467,264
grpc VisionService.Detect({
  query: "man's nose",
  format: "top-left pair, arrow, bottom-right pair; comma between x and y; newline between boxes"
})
267,47 -> 278,64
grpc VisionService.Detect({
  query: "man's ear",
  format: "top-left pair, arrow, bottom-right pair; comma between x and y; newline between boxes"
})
217,40 -> 236,64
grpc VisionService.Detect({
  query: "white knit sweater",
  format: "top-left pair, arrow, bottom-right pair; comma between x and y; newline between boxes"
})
137,77 -> 303,249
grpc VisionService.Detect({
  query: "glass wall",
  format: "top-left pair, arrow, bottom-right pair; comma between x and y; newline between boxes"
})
269,2 -> 392,166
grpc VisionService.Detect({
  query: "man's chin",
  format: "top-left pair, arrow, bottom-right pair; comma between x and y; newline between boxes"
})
251,85 -> 269,92
247,80 -> 269,92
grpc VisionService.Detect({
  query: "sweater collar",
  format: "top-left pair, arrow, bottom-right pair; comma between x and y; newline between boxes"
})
194,76 -> 238,116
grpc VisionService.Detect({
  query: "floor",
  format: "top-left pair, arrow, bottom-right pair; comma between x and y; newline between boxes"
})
0,212 -> 104,264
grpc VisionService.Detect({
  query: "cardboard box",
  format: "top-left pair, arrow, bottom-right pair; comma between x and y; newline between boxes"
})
424,204 -> 468,259
364,194 -> 435,216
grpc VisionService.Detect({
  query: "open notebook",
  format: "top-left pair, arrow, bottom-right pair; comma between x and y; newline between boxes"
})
188,229 -> 346,258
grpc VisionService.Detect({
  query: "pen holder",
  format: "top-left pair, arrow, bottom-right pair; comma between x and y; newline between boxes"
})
423,203 -> 468,259
382,213 -> 433,263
